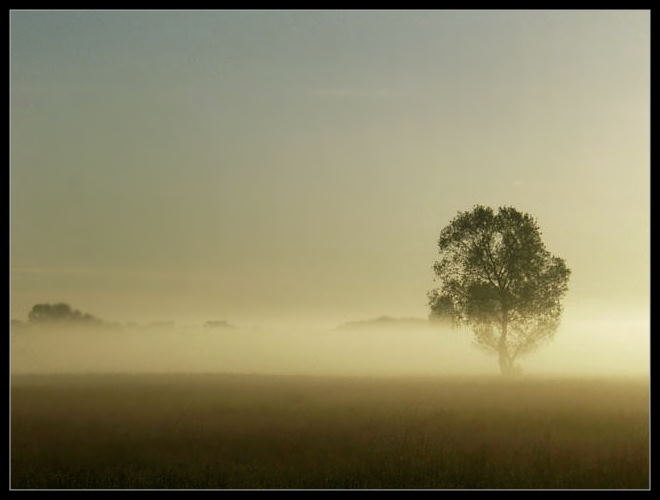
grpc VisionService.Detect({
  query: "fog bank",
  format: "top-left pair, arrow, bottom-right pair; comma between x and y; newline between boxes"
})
10,312 -> 648,377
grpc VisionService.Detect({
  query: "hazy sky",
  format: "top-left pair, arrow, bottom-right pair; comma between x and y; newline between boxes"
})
10,10 -> 649,327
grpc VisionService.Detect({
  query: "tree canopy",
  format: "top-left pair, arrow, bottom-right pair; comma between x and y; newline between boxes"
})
428,205 -> 570,375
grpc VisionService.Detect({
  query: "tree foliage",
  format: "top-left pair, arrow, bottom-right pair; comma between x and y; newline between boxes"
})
428,205 -> 570,375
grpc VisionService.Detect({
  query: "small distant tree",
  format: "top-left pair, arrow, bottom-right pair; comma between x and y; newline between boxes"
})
28,303 -> 102,326
428,205 -> 570,375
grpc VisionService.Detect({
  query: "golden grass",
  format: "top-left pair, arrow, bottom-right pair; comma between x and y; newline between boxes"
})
10,374 -> 649,489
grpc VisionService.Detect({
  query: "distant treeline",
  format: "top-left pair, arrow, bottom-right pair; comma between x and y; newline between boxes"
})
338,316 -> 431,330
10,303 -> 236,332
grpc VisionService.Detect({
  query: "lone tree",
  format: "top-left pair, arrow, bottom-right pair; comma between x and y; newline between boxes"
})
428,205 -> 570,375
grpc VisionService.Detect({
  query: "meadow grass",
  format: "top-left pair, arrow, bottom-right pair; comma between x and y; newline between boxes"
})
10,373 -> 649,489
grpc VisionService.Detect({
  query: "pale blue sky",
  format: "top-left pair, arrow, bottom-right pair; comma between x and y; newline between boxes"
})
10,10 -> 649,326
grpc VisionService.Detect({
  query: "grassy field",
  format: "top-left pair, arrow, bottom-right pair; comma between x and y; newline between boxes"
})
10,373 -> 649,489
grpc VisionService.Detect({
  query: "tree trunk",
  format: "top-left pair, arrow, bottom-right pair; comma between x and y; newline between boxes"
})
498,347 -> 513,376
498,311 -> 513,376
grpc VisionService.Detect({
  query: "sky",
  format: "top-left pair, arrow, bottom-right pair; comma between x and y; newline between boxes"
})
10,10 -> 649,334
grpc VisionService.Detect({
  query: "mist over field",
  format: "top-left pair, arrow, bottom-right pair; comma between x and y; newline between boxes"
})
11,308 -> 648,377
